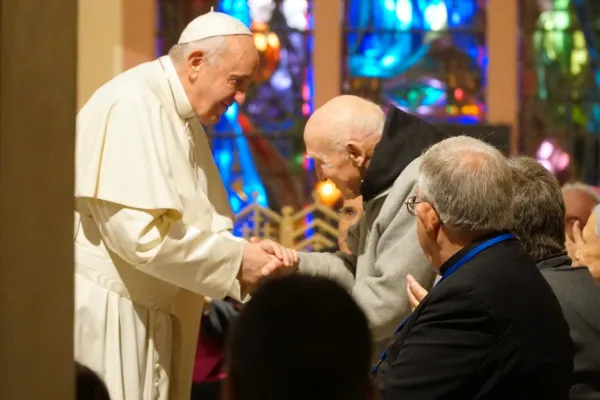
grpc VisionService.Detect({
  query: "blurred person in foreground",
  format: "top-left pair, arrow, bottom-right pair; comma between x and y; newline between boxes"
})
377,136 -> 573,399
74,11 -> 295,399
76,362 -> 111,400
274,95 -> 446,352
562,182 -> 600,238
223,275 -> 374,400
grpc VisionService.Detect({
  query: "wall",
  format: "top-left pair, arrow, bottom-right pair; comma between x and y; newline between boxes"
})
0,0 -> 77,398
77,0 -> 156,108
487,0 -> 518,154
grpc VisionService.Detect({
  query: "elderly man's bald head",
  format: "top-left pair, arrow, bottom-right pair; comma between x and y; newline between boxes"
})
303,96 -> 385,199
305,95 -> 385,151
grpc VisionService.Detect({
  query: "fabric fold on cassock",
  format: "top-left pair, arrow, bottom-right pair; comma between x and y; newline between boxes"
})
74,55 -> 245,400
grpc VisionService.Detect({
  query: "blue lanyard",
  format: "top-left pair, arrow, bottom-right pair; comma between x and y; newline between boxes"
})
370,233 -> 515,376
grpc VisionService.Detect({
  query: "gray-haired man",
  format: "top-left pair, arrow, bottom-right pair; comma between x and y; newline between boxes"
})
377,137 -> 572,399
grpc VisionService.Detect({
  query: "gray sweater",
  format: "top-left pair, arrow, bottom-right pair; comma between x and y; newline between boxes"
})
299,158 -> 436,343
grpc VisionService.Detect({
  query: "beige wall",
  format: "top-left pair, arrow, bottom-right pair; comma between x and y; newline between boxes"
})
0,0 -> 77,398
487,0 -> 519,154
77,0 -> 156,108
313,0 -> 342,108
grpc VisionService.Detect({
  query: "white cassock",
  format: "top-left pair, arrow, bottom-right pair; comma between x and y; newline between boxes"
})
74,55 -> 246,400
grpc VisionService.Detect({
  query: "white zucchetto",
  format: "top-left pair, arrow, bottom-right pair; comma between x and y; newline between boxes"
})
178,10 -> 252,45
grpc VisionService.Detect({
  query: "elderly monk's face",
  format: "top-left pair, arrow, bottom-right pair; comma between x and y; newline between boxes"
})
304,122 -> 366,199
563,189 -> 598,238
186,36 -> 259,125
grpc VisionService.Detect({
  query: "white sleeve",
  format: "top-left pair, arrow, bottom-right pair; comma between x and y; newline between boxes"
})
87,199 -> 244,299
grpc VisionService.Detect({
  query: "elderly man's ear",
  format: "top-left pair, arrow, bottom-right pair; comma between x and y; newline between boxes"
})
417,202 -> 441,235
346,141 -> 367,167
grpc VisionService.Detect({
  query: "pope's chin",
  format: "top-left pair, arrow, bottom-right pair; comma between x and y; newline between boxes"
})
197,112 -> 223,126
197,104 -> 228,125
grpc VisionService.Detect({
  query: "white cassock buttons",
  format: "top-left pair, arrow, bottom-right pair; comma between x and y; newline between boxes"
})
154,362 -> 161,399
154,381 -> 161,400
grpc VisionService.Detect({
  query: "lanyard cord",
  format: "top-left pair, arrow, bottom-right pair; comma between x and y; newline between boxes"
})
370,233 -> 515,376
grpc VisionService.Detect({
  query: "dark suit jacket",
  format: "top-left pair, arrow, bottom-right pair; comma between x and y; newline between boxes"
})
377,234 -> 574,399
540,254 -> 600,400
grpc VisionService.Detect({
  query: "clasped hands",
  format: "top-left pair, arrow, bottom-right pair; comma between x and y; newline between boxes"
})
238,237 -> 299,290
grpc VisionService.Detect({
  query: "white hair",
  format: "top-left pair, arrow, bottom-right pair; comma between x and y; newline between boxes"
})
418,135 -> 513,233
168,36 -> 228,66
561,182 -> 600,203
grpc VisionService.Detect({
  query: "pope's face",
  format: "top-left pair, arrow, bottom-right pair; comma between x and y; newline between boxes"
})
186,36 -> 259,125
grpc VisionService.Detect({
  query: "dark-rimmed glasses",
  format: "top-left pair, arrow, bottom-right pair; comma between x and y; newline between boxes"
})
405,195 -> 422,216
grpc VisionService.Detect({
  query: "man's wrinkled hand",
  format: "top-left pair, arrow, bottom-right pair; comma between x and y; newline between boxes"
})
575,236 -> 600,283
406,274 -> 428,312
566,220 -> 585,265
238,243 -> 284,290
250,237 -> 299,276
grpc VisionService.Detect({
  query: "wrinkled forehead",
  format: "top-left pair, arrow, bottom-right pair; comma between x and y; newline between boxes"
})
304,122 -> 337,155
563,189 -> 597,208
220,36 -> 259,74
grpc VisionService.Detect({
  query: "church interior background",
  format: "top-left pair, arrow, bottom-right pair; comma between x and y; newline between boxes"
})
74,0 -> 600,248
3,1 -> 600,396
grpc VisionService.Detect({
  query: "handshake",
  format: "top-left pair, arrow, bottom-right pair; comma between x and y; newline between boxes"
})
237,238 -> 299,292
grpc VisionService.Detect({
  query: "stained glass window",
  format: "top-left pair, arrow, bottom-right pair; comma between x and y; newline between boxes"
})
156,0 -> 315,214
343,0 -> 487,124
521,0 -> 600,184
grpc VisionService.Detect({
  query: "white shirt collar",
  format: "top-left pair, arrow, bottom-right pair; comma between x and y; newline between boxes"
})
159,56 -> 195,120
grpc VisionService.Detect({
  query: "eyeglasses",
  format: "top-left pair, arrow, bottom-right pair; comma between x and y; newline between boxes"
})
405,196 -> 445,224
405,195 -> 422,216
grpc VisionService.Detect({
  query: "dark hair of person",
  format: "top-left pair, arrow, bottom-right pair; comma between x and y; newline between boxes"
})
510,156 -> 566,261
76,362 -> 111,400
227,275 -> 372,400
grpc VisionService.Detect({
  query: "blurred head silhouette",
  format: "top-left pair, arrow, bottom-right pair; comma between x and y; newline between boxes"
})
223,275 -> 374,400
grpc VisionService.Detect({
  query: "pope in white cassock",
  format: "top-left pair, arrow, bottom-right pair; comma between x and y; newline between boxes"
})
74,11 -> 297,400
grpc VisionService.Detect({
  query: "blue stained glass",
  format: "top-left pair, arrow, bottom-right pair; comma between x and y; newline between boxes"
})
156,0 -> 315,213
212,0 -> 314,213
216,0 -> 251,26
345,0 -> 485,123
212,103 -> 269,212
